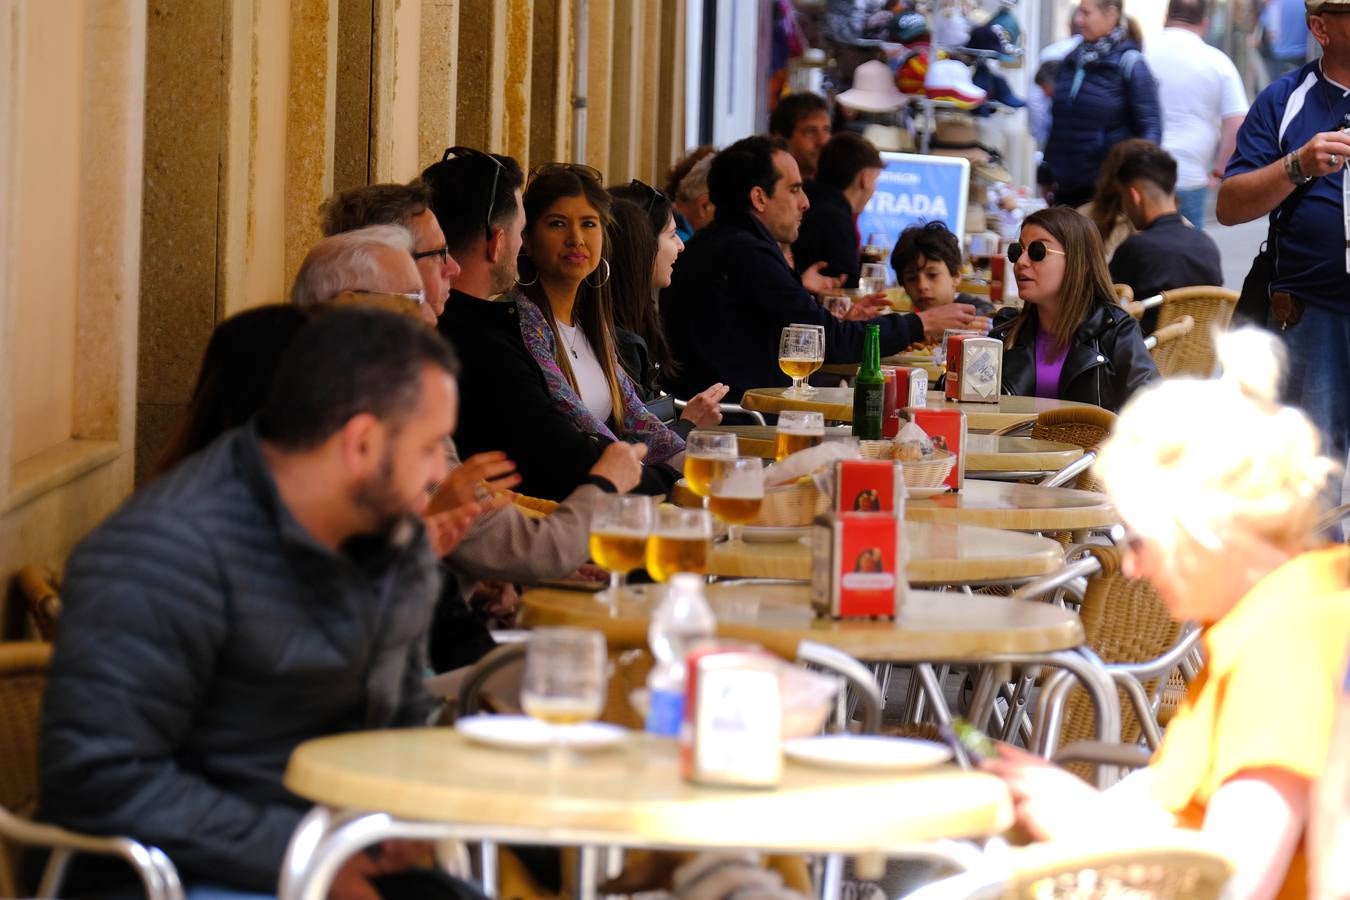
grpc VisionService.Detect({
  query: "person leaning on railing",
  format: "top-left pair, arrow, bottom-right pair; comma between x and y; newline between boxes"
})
984,328 -> 1350,899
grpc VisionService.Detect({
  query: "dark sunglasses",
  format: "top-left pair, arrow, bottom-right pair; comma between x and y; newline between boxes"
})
528,162 -> 604,186
443,146 -> 505,241
1007,240 -> 1067,264
628,179 -> 666,214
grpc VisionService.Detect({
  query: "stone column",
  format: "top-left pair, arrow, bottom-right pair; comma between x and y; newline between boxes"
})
419,0 -> 461,169
529,0 -> 574,167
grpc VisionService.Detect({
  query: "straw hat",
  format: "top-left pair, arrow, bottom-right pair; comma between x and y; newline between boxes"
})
862,123 -> 916,152
836,60 -> 906,113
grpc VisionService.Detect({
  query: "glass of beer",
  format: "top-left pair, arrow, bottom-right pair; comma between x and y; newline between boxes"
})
589,494 -> 653,602
684,430 -> 738,501
709,457 -> 765,543
862,232 -> 890,266
779,324 -> 825,397
645,507 -> 712,582
775,410 -> 825,461
521,627 -> 607,762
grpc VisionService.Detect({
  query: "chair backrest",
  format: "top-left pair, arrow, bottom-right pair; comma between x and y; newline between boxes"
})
1029,406 -> 1117,495
1005,834 -> 1233,900
1154,286 -> 1238,377
1149,314 -> 1196,378
1058,546 -> 1183,775
0,641 -> 52,896
14,566 -> 61,641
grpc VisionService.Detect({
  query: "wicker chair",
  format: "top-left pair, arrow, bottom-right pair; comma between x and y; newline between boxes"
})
1147,286 -> 1238,377
1013,546 -> 1199,777
0,641 -> 183,899
903,832 -> 1233,899
1029,406 -> 1117,496
1145,315 -> 1196,378
14,567 -> 61,641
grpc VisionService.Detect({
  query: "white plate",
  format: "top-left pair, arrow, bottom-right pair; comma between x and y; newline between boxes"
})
783,735 -> 952,771
454,715 -> 628,752
905,486 -> 949,500
740,525 -> 812,543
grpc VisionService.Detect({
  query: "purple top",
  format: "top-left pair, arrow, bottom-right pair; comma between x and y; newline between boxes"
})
1034,329 -> 1068,399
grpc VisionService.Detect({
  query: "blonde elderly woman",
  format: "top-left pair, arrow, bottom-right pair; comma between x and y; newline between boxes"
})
984,329 -> 1350,900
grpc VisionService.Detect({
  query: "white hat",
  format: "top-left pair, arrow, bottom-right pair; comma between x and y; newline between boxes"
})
836,61 -> 906,113
924,59 -> 987,110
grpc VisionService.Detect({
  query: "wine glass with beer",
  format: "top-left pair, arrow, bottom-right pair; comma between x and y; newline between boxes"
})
709,458 -> 765,543
779,324 -> 825,397
520,627 -> 608,764
775,410 -> 825,461
645,507 -> 712,582
684,430 -> 738,503
862,232 -> 890,266
588,494 -> 653,602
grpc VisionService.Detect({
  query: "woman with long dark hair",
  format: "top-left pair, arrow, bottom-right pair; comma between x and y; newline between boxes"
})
513,166 -> 703,465
992,206 -> 1157,411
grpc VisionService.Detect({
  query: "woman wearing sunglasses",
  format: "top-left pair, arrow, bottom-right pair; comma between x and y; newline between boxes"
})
991,206 -> 1157,412
512,165 -> 691,471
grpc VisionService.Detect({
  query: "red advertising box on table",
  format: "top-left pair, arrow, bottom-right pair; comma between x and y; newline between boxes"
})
948,336 -> 1002,402
905,407 -> 967,491
681,647 -> 782,788
894,366 -> 928,410
810,512 -> 907,619
834,459 -> 902,514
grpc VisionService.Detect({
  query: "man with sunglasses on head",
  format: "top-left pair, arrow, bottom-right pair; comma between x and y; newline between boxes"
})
661,135 -> 985,403
319,180 -> 461,322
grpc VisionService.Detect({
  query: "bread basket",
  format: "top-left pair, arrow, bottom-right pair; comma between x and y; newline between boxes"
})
855,441 -> 956,489
755,480 -> 830,526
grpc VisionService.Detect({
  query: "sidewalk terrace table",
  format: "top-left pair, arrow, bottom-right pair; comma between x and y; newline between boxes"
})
739,389 -> 1096,432
703,521 -> 1063,587
279,728 -> 1012,900
821,350 -> 942,384
708,426 -> 1082,479
903,479 -> 1116,533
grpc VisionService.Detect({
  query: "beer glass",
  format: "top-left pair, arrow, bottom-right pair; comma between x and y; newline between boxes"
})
521,627 -> 607,764
861,232 -> 889,266
775,410 -> 825,461
779,324 -> 825,397
709,457 -> 765,543
684,430 -> 738,500
645,506 -> 712,582
588,494 -> 653,601
859,262 -> 889,296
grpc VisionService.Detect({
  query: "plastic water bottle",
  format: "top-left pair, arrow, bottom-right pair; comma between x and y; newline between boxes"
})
645,573 -> 716,736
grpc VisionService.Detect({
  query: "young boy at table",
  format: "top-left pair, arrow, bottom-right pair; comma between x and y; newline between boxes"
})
891,222 -> 996,335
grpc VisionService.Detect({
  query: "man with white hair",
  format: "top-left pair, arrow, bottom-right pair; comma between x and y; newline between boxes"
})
291,224 -> 435,324
673,154 -> 716,239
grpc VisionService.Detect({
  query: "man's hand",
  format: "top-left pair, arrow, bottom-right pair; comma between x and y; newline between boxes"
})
680,383 -> 730,427
328,853 -> 382,900
429,451 -> 521,514
588,442 -> 648,493
842,292 -> 890,321
916,303 -> 986,341
1297,130 -> 1350,179
423,500 -> 485,557
801,261 -> 847,295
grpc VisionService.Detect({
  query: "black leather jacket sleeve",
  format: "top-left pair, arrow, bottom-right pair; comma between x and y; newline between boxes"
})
1106,309 -> 1159,408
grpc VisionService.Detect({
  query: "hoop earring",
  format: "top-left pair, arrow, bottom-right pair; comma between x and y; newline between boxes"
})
585,257 -> 611,288
515,255 -> 539,287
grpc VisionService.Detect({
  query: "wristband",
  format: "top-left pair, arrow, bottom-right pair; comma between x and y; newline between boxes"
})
581,474 -> 618,493
1286,151 -> 1312,186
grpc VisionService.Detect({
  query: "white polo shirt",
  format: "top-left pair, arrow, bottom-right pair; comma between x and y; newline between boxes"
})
1146,27 -> 1250,190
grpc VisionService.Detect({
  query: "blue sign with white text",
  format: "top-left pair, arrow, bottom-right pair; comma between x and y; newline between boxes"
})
856,152 -> 969,283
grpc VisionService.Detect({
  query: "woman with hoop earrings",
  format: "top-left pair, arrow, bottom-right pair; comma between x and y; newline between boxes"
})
512,164 -> 689,467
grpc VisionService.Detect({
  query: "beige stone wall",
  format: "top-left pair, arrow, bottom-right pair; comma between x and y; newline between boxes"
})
2,0 -> 686,632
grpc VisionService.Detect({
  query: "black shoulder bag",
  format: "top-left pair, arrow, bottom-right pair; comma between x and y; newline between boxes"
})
1235,176 -> 1317,328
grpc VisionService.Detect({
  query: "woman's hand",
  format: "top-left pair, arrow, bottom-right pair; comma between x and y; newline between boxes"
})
981,743 -> 1105,841
801,261 -> 847,295
680,383 -> 730,428
428,451 -> 521,515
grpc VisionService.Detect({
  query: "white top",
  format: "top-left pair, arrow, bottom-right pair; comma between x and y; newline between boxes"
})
555,320 -> 614,424
1145,28 -> 1250,190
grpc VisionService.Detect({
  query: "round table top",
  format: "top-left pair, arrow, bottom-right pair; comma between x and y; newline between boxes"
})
708,521 -> 1064,586
708,427 -> 1081,477
521,582 -> 1086,662
739,389 -> 1095,431
905,479 -> 1116,532
284,729 -> 1012,851
821,350 -> 942,383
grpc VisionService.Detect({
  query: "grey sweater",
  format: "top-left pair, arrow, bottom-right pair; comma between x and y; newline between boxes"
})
37,425 -> 440,892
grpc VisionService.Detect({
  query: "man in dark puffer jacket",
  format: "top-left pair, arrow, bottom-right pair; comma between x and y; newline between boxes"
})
1042,0 -> 1163,208
36,309 -> 480,899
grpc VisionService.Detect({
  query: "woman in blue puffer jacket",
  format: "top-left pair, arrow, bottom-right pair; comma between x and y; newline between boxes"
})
1043,0 -> 1162,208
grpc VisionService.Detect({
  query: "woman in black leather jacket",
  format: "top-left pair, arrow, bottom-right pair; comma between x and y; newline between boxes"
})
992,206 -> 1157,412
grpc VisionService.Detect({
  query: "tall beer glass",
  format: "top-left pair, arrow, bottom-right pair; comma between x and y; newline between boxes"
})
645,507 -> 712,582
775,410 -> 825,461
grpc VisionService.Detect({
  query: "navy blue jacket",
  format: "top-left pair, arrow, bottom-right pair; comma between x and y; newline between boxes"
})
660,210 -> 924,402
1044,40 -> 1162,198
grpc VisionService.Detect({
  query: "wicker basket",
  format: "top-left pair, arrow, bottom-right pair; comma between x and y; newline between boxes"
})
855,443 -> 956,489
755,480 -> 830,526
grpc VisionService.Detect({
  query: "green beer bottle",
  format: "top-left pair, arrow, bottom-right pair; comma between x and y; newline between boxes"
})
852,324 -> 884,440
